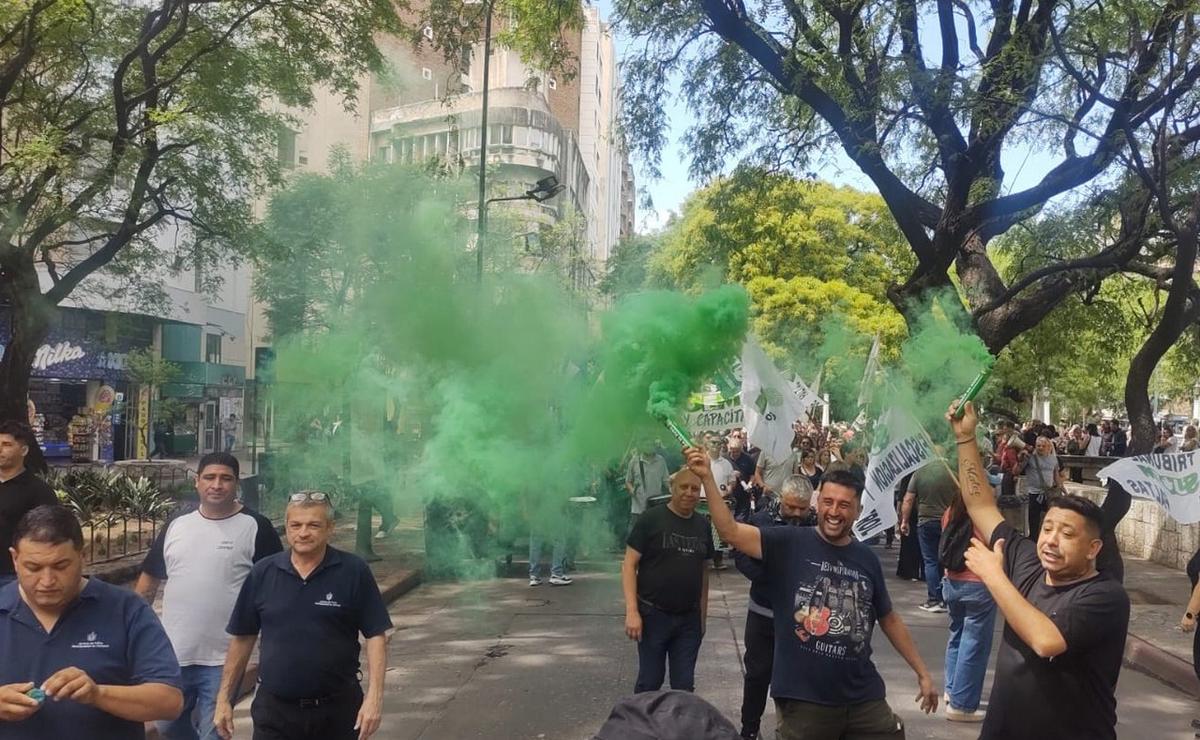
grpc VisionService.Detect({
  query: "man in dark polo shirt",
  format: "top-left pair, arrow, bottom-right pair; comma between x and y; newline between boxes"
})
0,505 -> 183,739
214,491 -> 391,740
0,422 -> 58,587
949,401 -> 1129,740
621,467 -> 714,694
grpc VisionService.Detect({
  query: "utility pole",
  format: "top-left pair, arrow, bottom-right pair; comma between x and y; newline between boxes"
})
475,1 -> 494,284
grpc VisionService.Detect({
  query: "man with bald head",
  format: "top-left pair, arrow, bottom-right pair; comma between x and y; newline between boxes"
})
735,476 -> 816,739
621,467 -> 715,694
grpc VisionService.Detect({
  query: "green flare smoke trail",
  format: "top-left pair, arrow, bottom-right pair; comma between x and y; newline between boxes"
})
259,163 -> 749,578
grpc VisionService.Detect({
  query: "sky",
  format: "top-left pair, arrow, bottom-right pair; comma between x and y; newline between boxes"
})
595,1 -> 1061,234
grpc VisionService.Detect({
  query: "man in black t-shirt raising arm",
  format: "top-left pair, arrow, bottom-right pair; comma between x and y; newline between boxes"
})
622,467 -> 714,694
948,401 -> 1130,740
689,448 -> 937,740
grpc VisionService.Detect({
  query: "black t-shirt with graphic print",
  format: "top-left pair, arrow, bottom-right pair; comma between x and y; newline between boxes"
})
759,526 -> 892,705
980,522 -> 1130,740
627,504 -> 714,614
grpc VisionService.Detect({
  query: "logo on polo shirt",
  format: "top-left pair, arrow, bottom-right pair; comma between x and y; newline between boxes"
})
315,592 -> 341,608
71,632 -> 110,649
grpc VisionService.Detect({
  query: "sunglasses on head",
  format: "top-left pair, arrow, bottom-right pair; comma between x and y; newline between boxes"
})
289,491 -> 329,503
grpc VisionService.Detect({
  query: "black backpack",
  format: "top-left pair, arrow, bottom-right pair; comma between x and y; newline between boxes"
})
938,514 -> 974,573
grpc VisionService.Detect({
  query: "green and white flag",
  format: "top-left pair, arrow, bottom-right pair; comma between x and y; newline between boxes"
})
853,406 -> 936,541
741,339 -> 811,462
1098,451 -> 1200,523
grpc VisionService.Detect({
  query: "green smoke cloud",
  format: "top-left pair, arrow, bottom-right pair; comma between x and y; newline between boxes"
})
257,162 -> 749,577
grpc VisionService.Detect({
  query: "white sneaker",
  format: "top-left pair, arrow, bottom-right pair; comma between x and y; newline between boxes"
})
549,575 -> 574,586
374,530 -> 388,540
529,576 -> 543,587
946,707 -> 985,722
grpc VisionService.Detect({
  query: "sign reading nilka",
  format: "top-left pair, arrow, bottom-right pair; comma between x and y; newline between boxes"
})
1099,451 -> 1200,524
33,342 -> 86,371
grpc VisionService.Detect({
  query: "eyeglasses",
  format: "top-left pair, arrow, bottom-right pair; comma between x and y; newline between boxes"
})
289,491 -> 329,503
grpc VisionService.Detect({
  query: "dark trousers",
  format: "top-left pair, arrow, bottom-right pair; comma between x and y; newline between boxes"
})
250,687 -> 362,740
1028,495 -> 1046,536
634,603 -> 703,693
916,519 -> 943,603
740,610 -> 774,736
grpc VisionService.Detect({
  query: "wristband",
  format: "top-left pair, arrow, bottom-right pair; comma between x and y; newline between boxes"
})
956,437 -> 975,445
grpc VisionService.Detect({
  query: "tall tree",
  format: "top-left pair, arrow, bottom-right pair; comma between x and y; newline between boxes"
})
0,0 -> 402,425
617,0 -> 1200,352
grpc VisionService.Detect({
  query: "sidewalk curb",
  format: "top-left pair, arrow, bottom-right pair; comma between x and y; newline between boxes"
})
1124,632 -> 1199,697
145,566 -> 423,738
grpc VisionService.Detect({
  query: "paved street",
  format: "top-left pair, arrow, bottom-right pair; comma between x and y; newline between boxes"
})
230,545 -> 1198,740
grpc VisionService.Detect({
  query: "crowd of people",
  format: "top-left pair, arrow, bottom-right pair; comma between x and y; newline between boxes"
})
616,404 -> 1200,740
0,419 -> 390,740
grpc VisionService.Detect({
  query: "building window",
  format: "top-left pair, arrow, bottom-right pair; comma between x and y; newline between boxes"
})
277,127 -> 297,169
548,77 -> 557,90
421,67 -> 432,80
205,333 -> 222,364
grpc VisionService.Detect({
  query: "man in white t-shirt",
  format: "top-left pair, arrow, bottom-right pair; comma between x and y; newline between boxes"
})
135,452 -> 282,740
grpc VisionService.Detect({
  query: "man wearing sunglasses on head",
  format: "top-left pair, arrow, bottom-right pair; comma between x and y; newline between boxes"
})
214,491 -> 392,740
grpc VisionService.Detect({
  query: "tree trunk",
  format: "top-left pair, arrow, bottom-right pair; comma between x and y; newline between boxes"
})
0,260 -> 53,472
1123,200 -> 1200,455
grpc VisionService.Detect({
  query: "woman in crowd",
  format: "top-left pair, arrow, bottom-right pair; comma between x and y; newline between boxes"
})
940,489 -> 998,723
1065,425 -> 1087,483
1085,422 -> 1103,455
1022,435 -> 1065,534
796,449 -> 823,490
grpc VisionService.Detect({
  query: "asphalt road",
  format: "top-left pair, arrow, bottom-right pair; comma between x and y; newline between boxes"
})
229,544 -> 1198,740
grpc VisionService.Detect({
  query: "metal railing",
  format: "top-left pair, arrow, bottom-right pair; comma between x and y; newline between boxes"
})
81,514 -> 164,565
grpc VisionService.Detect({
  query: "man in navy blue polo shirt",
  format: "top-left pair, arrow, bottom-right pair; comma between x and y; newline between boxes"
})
214,491 -> 391,740
0,505 -> 183,739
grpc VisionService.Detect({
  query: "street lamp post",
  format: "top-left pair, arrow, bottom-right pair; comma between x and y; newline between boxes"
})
475,1 -> 494,284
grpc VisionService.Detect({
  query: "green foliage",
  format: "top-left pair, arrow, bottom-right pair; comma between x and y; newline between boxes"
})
48,470 -> 173,523
651,172 -> 914,302
124,349 -> 180,389
599,232 -> 662,298
0,0 -> 403,319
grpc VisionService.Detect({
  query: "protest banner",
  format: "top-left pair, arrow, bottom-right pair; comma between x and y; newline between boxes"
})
1098,451 -> 1200,524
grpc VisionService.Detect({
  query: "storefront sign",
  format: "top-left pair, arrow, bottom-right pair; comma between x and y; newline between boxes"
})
0,327 -> 135,380
31,342 -> 86,371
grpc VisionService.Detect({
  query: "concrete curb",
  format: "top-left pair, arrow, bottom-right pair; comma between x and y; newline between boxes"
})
1124,632 -> 1199,697
145,566 -> 423,738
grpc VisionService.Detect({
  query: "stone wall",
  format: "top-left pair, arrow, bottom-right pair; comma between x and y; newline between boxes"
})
1068,483 -> 1199,571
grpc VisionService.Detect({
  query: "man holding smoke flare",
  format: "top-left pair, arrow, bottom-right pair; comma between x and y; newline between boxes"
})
688,446 -> 937,740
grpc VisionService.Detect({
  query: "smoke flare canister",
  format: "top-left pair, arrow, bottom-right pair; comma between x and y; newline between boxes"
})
953,366 -> 993,419
660,416 -> 694,449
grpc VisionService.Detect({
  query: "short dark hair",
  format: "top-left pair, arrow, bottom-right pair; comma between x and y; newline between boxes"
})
818,468 -> 865,498
197,451 -> 239,478
0,420 -> 35,447
1047,495 -> 1105,538
14,505 -> 84,550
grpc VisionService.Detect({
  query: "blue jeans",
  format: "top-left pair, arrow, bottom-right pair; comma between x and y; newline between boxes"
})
529,535 -> 565,579
156,664 -> 224,740
916,519 -> 944,603
634,603 -> 703,693
943,578 -> 997,712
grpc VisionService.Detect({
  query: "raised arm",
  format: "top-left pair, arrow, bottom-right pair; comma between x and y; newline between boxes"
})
947,401 -> 1004,544
685,447 -> 761,559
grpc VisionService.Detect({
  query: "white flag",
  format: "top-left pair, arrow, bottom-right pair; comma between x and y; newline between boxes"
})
1098,451 -> 1200,523
741,339 -> 807,463
853,406 -> 936,541
856,335 -> 882,411
791,374 -> 822,414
